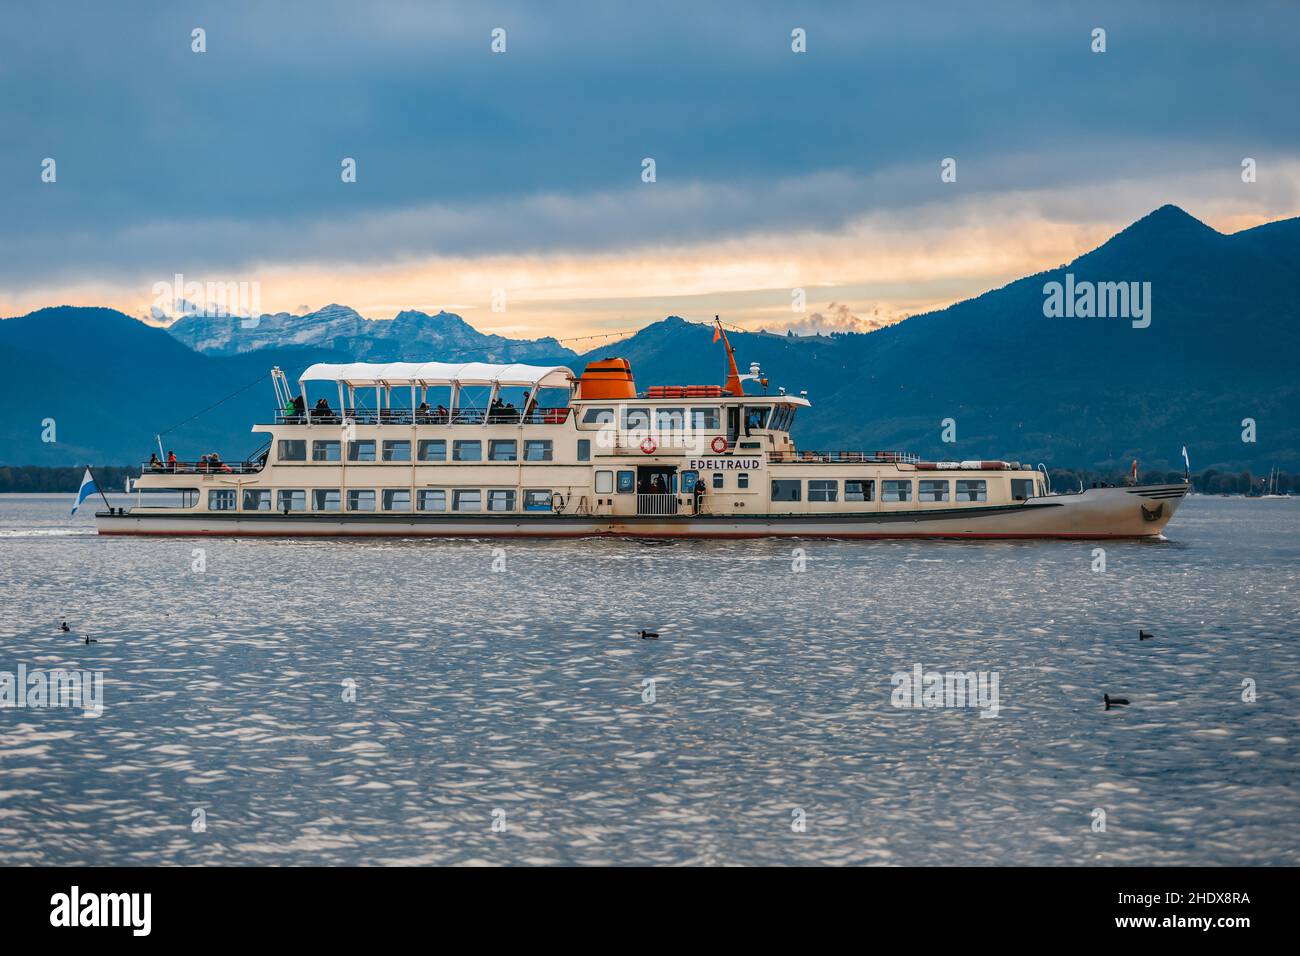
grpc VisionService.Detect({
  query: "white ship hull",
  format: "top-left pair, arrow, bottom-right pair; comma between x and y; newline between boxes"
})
107,354 -> 1191,542
97,483 -> 1186,539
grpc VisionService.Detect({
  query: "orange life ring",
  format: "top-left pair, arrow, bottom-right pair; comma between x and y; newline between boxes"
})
710,435 -> 728,453
640,436 -> 658,454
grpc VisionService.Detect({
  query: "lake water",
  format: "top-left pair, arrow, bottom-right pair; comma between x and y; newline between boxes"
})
0,493 -> 1296,865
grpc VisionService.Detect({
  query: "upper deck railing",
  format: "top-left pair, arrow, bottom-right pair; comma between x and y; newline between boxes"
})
272,407 -> 571,426
142,440 -> 270,477
768,450 -> 920,464
141,459 -> 265,476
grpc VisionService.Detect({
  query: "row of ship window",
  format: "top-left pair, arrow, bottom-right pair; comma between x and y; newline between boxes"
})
769,478 -> 1024,502
210,488 -> 554,513
279,438 -> 558,462
208,477 -> 1027,513
577,406 -> 793,431
586,475 -> 1015,500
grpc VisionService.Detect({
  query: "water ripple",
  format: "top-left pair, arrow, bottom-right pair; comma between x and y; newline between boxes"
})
0,494 -> 1296,864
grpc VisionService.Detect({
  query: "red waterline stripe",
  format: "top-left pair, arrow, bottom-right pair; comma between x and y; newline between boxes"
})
96,529 -> 1156,540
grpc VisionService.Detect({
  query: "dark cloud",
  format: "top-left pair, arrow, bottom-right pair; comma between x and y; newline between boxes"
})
0,0 -> 1296,286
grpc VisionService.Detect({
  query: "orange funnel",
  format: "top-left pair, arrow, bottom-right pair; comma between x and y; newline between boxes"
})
576,358 -> 636,399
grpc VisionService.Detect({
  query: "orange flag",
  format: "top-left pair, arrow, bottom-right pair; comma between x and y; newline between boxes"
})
712,325 -> 721,343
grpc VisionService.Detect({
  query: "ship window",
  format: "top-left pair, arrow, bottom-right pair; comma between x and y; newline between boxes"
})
809,480 -> 837,502
313,489 -> 340,512
956,479 -> 987,502
682,470 -> 700,491
582,407 -> 614,424
489,439 -> 517,461
277,490 -> 306,512
919,480 -> 950,502
712,472 -> 724,490
453,489 -> 481,511
418,439 -> 446,462
312,440 -> 341,462
278,439 -> 306,461
738,473 -> 750,489
209,489 -> 236,511
1011,478 -> 1035,501
417,489 -> 446,512
739,442 -> 761,450
383,440 -> 411,462
524,489 -> 552,511
487,489 -> 516,512
655,408 -> 685,431
745,407 -> 771,430
595,470 -> 614,494
691,407 -> 720,430
524,439 -> 553,461
347,440 -> 376,462
623,408 -> 651,430
882,480 -> 912,502
383,489 -> 411,511
347,489 -> 375,511
452,440 -> 482,462
242,488 -> 272,511
605,468 -> 631,494
845,480 -> 875,502
577,439 -> 591,462
771,479 -> 801,501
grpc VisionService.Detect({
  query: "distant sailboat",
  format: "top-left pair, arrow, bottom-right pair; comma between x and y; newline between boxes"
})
1260,466 -> 1287,499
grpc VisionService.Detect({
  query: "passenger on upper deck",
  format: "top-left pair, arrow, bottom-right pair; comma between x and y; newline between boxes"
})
149,453 -> 162,472
313,398 -> 333,421
167,450 -> 177,472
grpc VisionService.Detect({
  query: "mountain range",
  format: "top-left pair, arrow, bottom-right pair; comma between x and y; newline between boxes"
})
168,303 -> 576,363
2,205 -> 1297,471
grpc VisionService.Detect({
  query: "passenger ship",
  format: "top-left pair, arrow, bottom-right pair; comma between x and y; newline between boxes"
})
99,322 -> 1187,539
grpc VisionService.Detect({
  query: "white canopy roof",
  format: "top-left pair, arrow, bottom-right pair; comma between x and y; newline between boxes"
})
299,361 -> 575,389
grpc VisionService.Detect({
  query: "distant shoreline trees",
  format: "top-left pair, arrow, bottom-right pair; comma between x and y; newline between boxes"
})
1046,467 -> 1292,496
0,466 -> 136,494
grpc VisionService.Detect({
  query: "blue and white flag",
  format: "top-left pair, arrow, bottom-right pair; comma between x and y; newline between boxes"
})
70,467 -> 99,516
1181,445 -> 1191,471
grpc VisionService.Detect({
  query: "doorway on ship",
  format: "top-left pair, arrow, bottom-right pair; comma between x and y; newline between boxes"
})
636,465 -> 678,515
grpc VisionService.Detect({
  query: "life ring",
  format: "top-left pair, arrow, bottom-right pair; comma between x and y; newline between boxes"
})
640,436 -> 658,455
710,435 -> 728,454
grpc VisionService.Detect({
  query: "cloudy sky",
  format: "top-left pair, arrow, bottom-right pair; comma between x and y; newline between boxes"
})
1,0 -> 1297,341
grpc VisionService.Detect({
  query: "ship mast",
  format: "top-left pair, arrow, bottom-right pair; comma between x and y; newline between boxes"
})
713,315 -> 746,396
